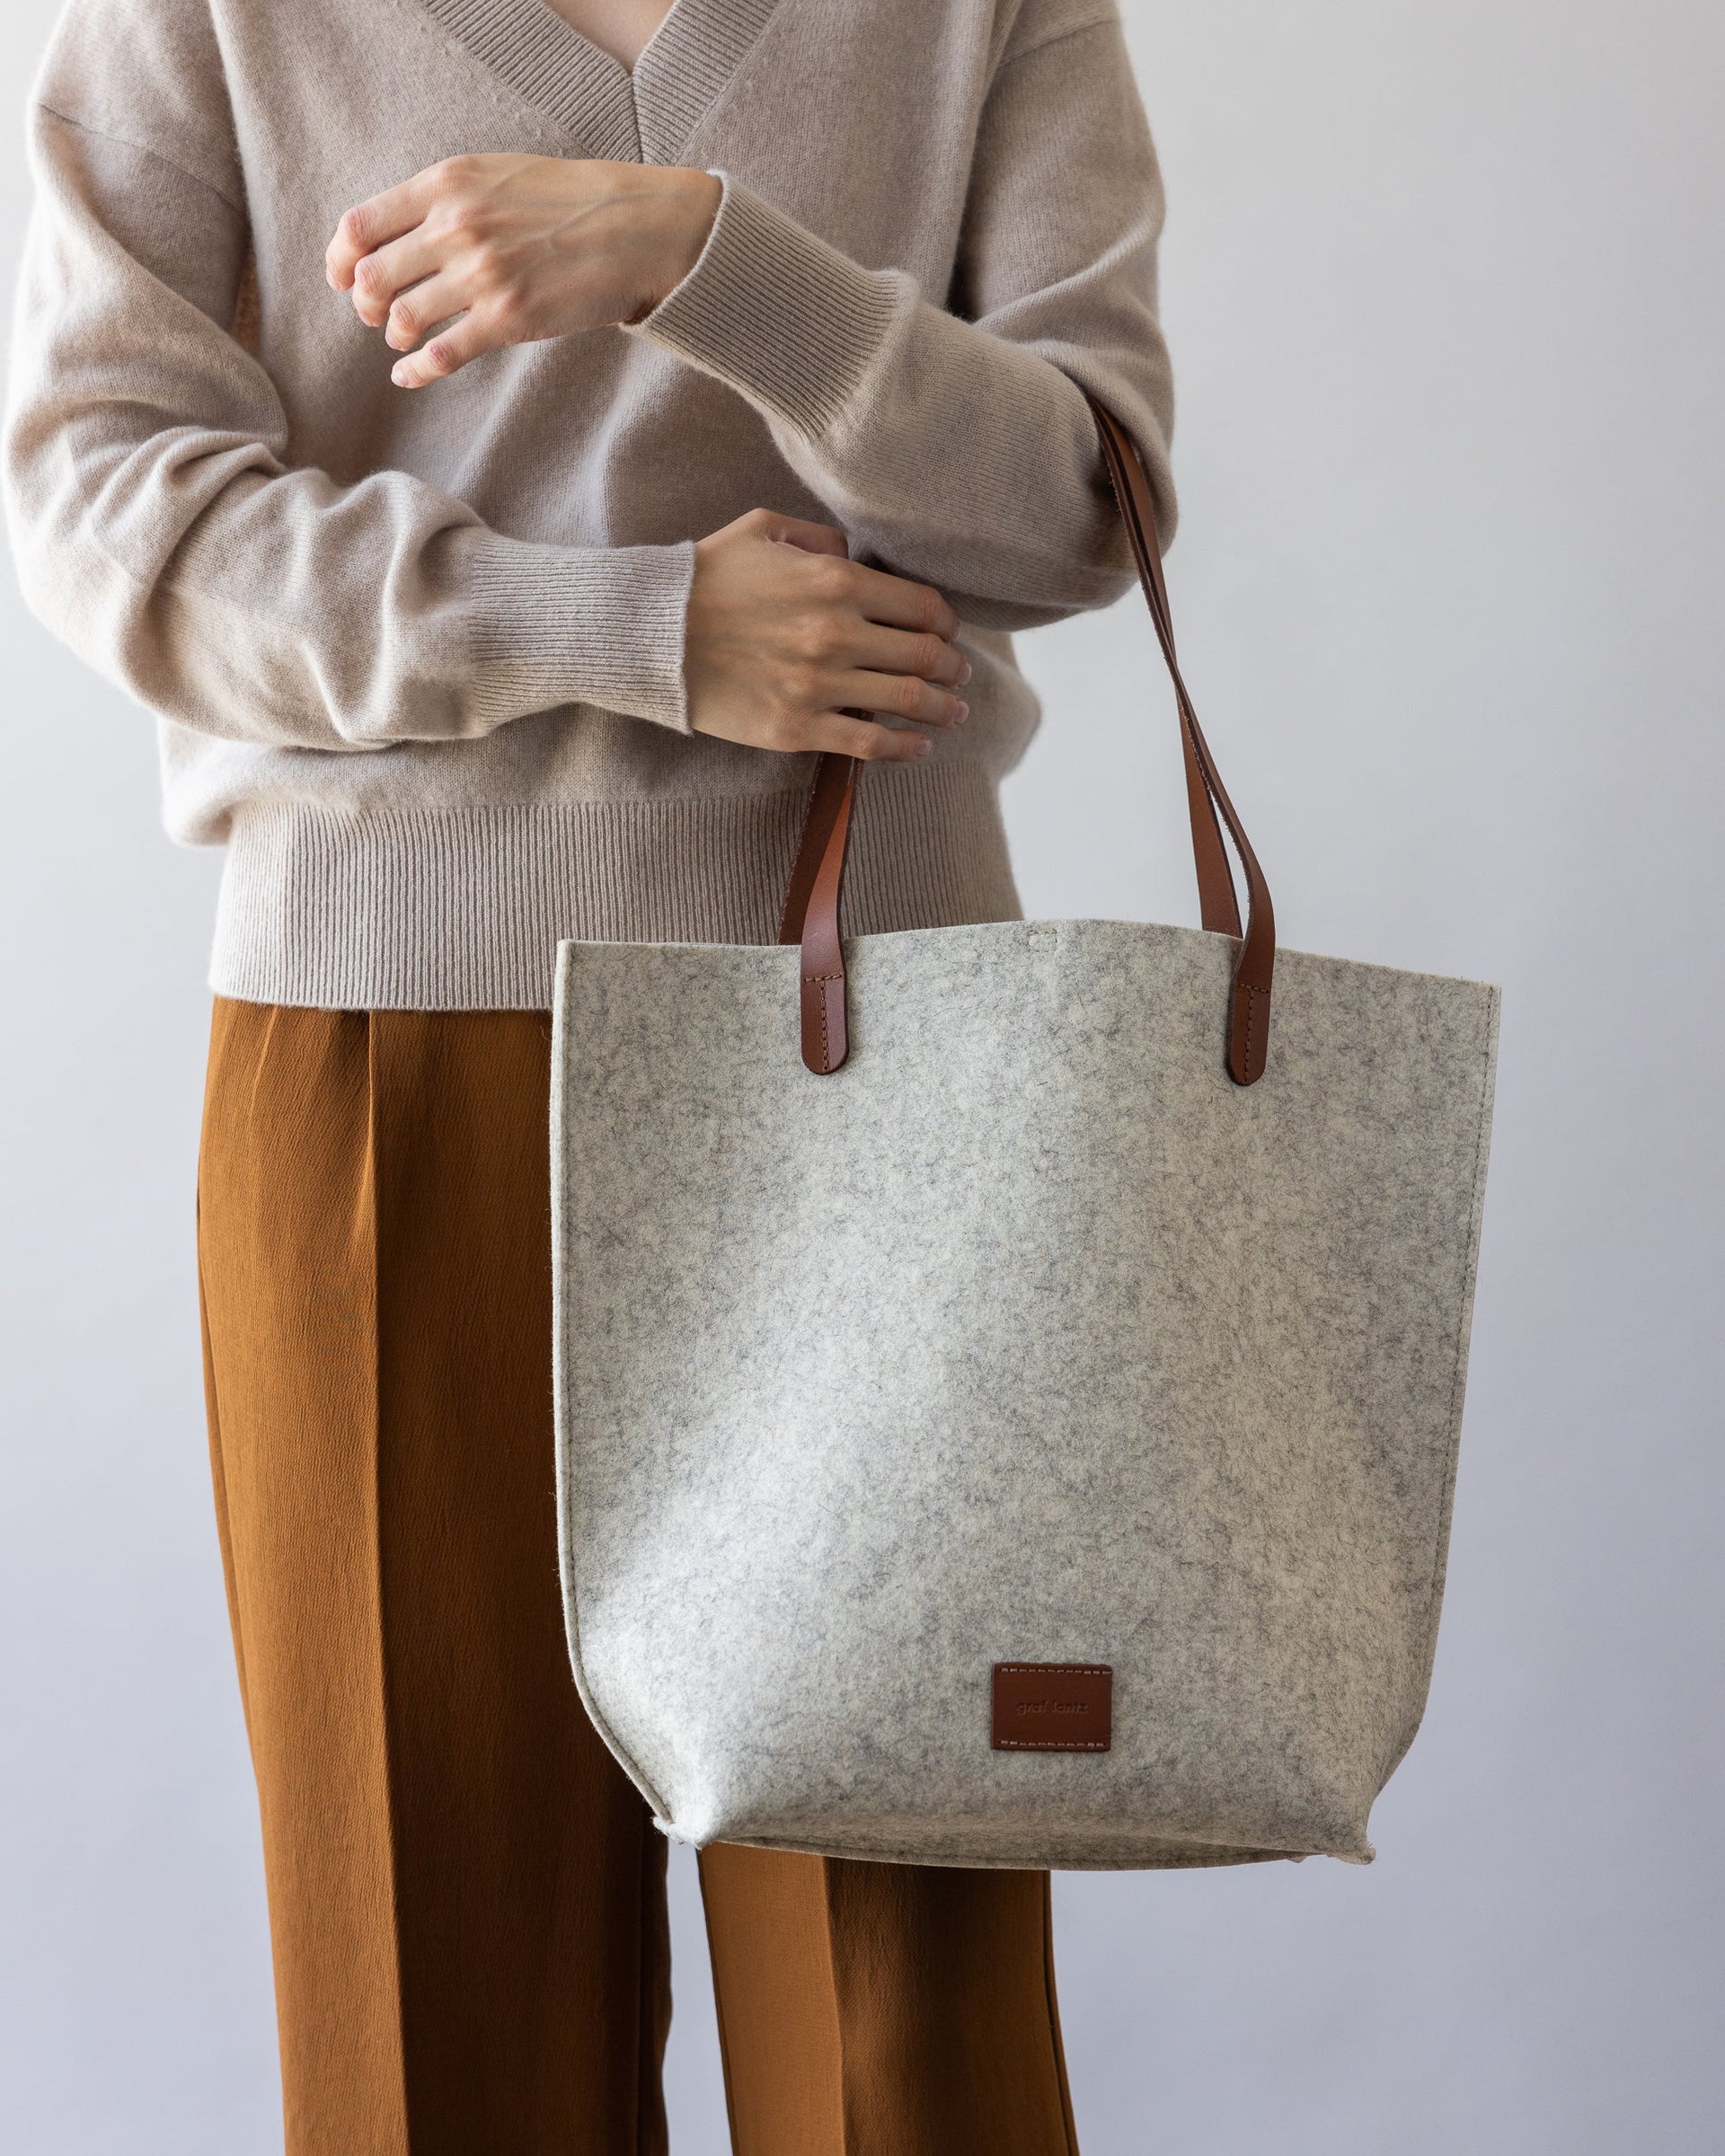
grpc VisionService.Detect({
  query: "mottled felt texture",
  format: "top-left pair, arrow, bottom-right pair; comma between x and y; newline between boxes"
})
552,918 -> 1498,1869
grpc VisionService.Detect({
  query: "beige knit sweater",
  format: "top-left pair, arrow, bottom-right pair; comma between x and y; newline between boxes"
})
4,0 -> 1174,1007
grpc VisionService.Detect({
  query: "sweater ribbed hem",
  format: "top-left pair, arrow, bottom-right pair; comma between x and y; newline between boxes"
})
208,761 -> 1022,1010
632,178 -> 905,437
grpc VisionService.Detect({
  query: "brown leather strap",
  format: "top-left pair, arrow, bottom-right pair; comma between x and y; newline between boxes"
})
778,750 -> 859,1073
1084,395 -> 1275,1083
1089,412 -> 1240,941
775,401 -> 1275,1085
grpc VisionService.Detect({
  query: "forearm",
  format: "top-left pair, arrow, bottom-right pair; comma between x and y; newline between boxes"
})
323,14 -> 1172,632
10,406 -> 694,753
5,112 -> 694,753
632,180 -> 1158,628
629,15 -> 1175,628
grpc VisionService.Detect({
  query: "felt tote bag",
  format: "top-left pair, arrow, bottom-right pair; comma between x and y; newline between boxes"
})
551,403 -> 1499,1871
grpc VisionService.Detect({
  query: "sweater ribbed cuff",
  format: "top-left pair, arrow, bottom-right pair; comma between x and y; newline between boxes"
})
464,534 -> 696,733
631,177 -> 906,438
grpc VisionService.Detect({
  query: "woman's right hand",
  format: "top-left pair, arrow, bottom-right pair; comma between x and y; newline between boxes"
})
685,509 -> 970,762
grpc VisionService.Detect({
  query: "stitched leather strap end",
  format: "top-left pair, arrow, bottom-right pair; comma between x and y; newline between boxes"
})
801,969 -> 848,1074
1228,979 -> 1271,1087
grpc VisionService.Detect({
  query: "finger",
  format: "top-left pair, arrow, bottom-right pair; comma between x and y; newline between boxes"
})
381,270 -> 473,354
758,514 -> 849,558
843,621 -> 971,690
807,711 -> 934,763
833,669 -> 969,729
326,168 -> 441,291
838,559 -> 960,641
349,226 -> 451,331
389,308 -> 501,389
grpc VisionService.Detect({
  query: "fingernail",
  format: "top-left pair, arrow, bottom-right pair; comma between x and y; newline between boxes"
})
391,363 -> 410,387
957,659 -> 972,685
951,700 -> 969,725
914,737 -> 933,758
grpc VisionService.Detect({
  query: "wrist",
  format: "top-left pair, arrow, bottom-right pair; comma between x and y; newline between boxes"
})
636,167 -> 721,321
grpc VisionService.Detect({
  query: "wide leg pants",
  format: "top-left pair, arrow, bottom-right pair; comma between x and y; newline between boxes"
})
196,996 -> 1081,2156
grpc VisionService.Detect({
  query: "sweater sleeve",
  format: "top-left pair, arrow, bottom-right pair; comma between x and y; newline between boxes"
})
4,102 -> 694,754
628,9 -> 1174,632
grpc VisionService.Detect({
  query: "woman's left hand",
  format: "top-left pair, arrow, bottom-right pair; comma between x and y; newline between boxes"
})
326,156 -> 721,389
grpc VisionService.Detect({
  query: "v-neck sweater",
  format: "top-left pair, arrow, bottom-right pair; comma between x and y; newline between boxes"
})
6,0 -> 1175,1009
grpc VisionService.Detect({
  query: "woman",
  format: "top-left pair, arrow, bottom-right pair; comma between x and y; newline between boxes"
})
5,0 -> 1174,2146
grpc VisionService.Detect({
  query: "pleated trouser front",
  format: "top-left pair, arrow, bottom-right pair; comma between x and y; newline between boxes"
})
196,995 -> 1081,2156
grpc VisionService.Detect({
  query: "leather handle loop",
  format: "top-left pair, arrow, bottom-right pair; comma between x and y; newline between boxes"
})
774,401 -> 1275,1086
1084,393 -> 1275,1084
1085,404 -> 1240,941
778,749 -> 859,1074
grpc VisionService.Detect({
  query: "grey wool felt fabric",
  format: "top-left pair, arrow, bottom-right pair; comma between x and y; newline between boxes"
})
552,914 -> 1499,1870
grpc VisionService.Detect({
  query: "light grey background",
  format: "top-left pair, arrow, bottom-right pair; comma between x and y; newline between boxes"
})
2,0 -> 1720,2148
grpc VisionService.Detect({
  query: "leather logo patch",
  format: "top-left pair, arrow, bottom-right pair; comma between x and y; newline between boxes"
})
991,1664 -> 1112,1752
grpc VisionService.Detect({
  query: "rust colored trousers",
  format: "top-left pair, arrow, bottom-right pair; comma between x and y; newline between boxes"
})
197,997 -> 1081,2156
